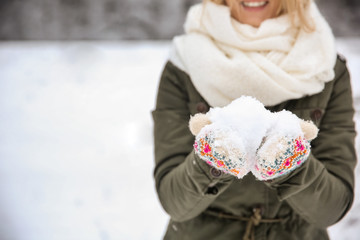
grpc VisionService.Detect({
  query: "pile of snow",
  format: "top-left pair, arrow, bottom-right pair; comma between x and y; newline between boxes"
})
203,96 -> 306,161
0,39 -> 359,240
207,97 -> 275,154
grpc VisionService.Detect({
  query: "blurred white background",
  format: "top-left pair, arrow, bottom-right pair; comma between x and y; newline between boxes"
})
0,0 -> 359,239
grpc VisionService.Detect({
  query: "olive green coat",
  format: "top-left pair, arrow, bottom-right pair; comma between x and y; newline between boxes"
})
152,56 -> 357,240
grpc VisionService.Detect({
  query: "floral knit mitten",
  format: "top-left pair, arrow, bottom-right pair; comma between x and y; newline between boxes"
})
252,134 -> 311,181
193,125 -> 250,179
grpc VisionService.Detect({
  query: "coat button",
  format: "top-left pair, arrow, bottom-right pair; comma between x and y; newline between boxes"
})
210,167 -> 222,178
206,186 -> 219,195
196,102 -> 209,113
311,109 -> 322,122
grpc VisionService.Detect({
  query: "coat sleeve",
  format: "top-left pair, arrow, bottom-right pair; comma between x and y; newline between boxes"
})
266,60 -> 357,228
152,61 -> 235,222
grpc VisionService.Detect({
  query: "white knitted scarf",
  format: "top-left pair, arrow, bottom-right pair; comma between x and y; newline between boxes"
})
170,1 -> 337,107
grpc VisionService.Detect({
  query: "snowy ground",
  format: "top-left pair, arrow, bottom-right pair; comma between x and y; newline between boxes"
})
0,39 -> 359,240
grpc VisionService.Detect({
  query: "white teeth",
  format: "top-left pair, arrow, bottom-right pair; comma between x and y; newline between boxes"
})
242,1 -> 267,7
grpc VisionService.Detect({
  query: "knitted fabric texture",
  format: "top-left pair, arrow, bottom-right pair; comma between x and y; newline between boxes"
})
170,1 -> 336,107
253,136 -> 311,180
194,128 -> 249,179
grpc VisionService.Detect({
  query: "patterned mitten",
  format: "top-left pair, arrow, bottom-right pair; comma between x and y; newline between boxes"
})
193,125 -> 250,179
252,134 -> 311,180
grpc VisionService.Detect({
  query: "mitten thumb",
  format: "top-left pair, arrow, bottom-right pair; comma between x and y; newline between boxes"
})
189,113 -> 212,135
300,120 -> 318,141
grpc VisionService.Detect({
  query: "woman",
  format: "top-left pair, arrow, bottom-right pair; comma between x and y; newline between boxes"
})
152,0 -> 356,239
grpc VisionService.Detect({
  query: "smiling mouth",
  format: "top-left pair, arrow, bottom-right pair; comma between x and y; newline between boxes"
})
241,1 -> 269,8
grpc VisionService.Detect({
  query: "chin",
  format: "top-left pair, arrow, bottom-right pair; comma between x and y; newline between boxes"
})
240,17 -> 265,27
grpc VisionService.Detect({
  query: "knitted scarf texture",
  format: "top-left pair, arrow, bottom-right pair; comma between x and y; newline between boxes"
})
170,1 -> 337,107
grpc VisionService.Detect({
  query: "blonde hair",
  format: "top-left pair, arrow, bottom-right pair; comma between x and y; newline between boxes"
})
204,0 -> 315,32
